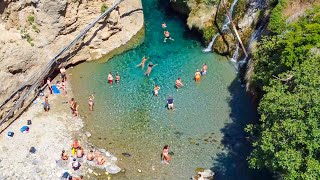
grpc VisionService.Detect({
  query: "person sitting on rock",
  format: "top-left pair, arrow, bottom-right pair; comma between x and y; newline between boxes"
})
71,139 -> 80,154
61,150 -> 69,160
72,158 -> 81,171
87,150 -> 95,161
96,154 -> 106,165
76,147 -> 84,158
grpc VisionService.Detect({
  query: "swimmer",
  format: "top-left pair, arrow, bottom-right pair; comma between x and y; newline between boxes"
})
161,145 -> 171,165
108,72 -> 113,84
61,150 -> 69,160
162,22 -> 167,29
195,69 -> 201,81
115,73 -> 121,83
164,30 -> 174,42
201,63 -> 208,75
144,62 -> 158,76
88,95 -> 94,111
154,85 -> 160,96
87,150 -> 95,161
175,78 -> 183,89
136,56 -> 149,69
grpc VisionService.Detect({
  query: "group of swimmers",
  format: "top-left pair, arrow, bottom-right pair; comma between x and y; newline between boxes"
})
162,22 -> 174,42
108,72 -> 121,84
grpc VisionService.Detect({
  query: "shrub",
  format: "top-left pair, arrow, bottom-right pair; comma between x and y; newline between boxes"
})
101,3 -> 108,14
27,15 -> 35,24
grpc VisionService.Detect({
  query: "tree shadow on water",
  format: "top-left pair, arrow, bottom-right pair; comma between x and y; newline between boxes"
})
211,78 -> 272,180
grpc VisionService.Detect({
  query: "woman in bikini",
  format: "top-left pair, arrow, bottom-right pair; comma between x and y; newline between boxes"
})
161,145 -> 171,165
88,95 -> 94,111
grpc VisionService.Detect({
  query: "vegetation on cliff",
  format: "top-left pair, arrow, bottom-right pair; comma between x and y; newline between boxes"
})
247,6 -> 320,179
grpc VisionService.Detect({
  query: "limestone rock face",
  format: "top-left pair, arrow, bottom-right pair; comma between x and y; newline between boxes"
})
0,0 -> 144,113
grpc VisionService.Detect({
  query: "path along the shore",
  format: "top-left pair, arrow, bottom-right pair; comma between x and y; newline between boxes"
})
0,75 -> 120,180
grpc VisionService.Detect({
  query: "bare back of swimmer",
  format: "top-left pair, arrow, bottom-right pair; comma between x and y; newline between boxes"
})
145,63 -> 158,76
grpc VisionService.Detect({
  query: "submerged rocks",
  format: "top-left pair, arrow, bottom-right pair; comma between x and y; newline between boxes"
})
192,168 -> 214,180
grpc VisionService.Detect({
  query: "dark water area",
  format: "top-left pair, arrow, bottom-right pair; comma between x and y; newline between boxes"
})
69,0 -> 271,179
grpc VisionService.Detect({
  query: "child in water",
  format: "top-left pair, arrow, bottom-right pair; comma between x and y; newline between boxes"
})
195,70 -> 201,81
154,85 -> 160,96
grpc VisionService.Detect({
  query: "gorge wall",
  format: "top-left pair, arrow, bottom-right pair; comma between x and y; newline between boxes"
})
0,0 -> 144,129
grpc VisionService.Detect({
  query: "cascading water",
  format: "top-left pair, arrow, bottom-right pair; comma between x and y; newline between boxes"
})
203,0 -> 239,52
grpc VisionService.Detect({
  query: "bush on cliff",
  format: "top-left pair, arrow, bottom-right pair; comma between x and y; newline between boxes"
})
247,6 -> 320,179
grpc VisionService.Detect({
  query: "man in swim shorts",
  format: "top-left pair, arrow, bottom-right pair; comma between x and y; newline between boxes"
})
167,96 -> 174,110
145,63 -> 158,76
60,66 -> 67,81
164,31 -> 174,42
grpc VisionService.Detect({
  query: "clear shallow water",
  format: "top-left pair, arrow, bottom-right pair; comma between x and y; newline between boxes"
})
69,0 -> 269,179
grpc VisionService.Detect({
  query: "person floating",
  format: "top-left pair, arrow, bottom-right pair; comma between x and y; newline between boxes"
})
108,72 -> 113,84
61,150 -> 69,160
195,69 -> 201,81
164,30 -> 174,42
88,95 -> 94,111
175,77 -> 183,89
145,62 -> 158,76
60,66 -> 67,82
72,158 -> 81,171
154,85 -> 160,96
115,73 -> 121,83
161,145 -> 171,165
167,96 -> 174,110
44,95 -> 50,112
201,63 -> 208,75
162,22 -> 167,29
136,56 -> 149,69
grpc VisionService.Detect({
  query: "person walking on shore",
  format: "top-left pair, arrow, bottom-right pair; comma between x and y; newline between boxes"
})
161,145 -> 171,165
73,101 -> 79,117
108,72 -> 113,84
47,77 -> 53,94
69,98 -> 75,115
145,63 -> 158,76
44,95 -> 50,112
88,95 -> 94,111
136,56 -> 149,69
60,66 -> 67,82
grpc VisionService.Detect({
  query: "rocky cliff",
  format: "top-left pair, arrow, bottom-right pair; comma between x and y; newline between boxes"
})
0,0 -> 144,119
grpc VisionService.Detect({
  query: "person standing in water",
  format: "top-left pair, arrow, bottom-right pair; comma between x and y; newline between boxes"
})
163,30 -> 174,42
73,101 -> 79,117
201,63 -> 208,75
108,72 -> 113,84
175,77 -> 183,89
167,96 -> 174,110
154,85 -> 160,96
145,63 -> 158,76
195,69 -> 201,81
115,73 -> 121,83
161,145 -> 171,165
136,56 -> 149,69
88,95 -> 94,111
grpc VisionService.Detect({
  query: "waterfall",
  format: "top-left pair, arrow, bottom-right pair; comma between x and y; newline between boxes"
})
203,0 -> 239,52
203,34 -> 219,52
230,43 -> 239,63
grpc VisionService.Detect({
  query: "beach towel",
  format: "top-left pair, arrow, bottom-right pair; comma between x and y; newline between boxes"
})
20,126 -> 29,133
51,85 -> 60,94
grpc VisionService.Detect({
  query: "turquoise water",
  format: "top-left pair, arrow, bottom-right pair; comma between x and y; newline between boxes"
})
70,0 -> 269,179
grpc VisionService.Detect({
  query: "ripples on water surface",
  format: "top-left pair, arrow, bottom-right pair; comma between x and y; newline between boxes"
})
69,0 -> 269,179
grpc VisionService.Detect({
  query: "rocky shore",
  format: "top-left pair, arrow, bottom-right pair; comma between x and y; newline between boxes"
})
0,0 -> 144,120
0,78 -> 121,179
